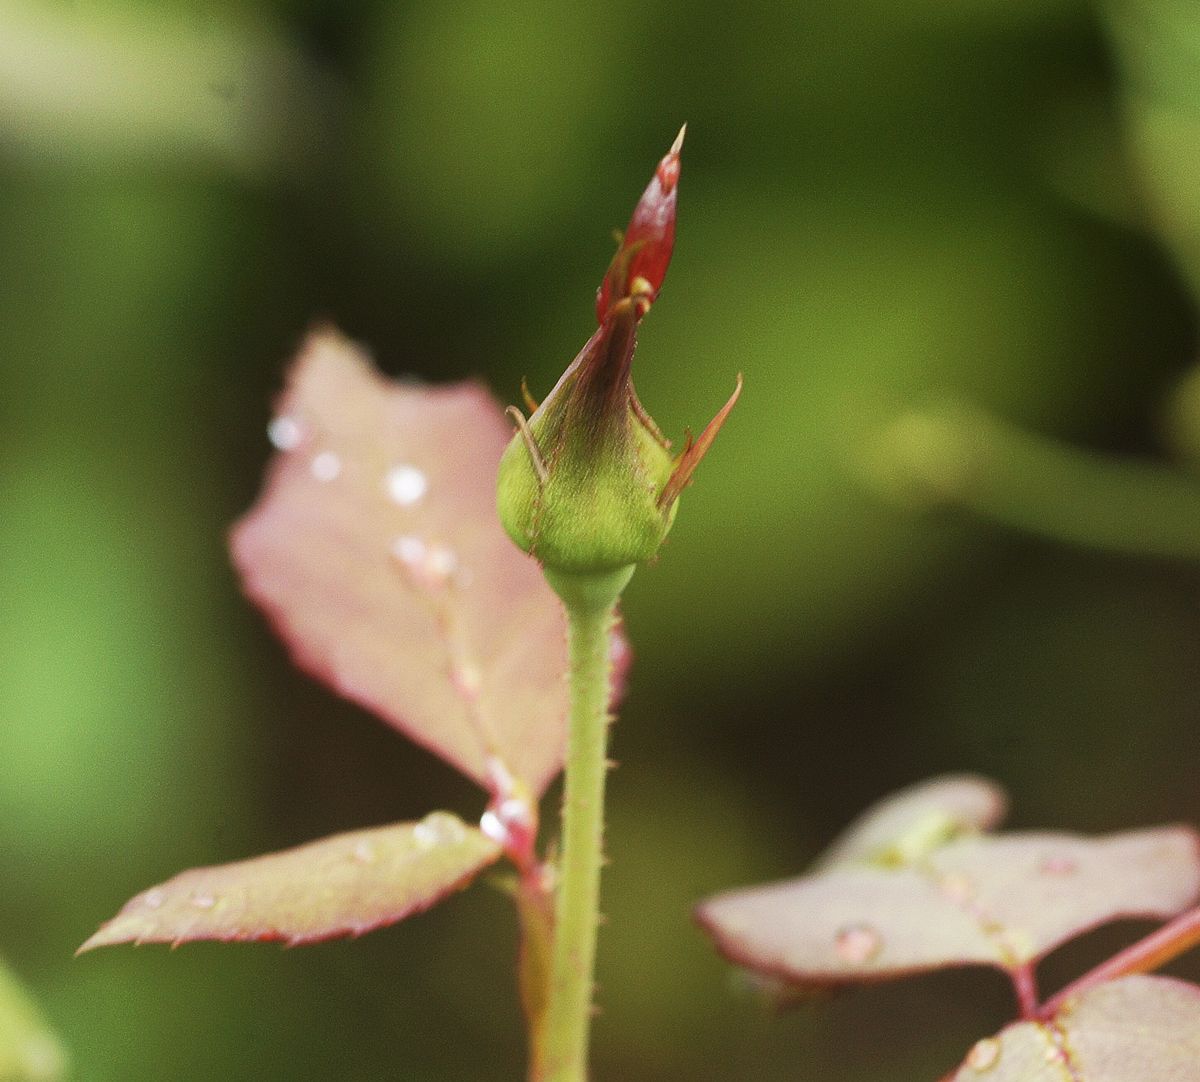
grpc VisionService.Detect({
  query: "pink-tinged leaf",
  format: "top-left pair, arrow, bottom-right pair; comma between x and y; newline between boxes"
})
77,813 -> 501,951
232,328 -> 592,796
949,975 -> 1200,1081
814,774 -> 1008,871
697,826 -> 1200,987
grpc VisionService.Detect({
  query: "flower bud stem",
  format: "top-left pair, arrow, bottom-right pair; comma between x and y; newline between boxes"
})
535,566 -> 634,1081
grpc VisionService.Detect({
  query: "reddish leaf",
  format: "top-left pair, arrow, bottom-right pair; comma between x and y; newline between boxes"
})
232,328 -> 597,796
949,975 -> 1200,1081
77,813 -> 500,950
814,774 -> 1008,871
698,817 -> 1200,987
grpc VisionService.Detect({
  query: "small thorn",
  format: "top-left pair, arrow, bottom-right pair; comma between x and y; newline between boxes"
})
670,123 -> 687,156
505,405 -> 549,484
520,377 -> 539,414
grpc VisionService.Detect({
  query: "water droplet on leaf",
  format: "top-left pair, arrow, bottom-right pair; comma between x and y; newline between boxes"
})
1043,1043 -> 1068,1065
391,534 -> 426,568
143,889 -> 165,909
267,414 -> 304,450
834,923 -> 882,964
966,1037 -> 1001,1072
390,534 -> 459,589
413,811 -> 467,850
386,463 -> 428,506
311,451 -> 341,482
479,809 -> 506,846
352,840 -> 375,865
190,893 -> 216,909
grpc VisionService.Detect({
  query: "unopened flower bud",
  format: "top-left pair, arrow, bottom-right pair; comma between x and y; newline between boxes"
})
497,128 -> 741,579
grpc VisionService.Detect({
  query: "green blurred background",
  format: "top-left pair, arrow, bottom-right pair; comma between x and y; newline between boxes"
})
4,0 -> 1200,1078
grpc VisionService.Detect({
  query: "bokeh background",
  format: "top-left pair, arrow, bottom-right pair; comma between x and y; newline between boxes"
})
4,0 -> 1200,1079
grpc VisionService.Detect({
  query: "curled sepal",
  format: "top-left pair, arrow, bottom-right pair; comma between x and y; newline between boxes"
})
658,374 -> 743,511
76,813 -> 501,951
498,300 -> 679,573
596,125 -> 685,322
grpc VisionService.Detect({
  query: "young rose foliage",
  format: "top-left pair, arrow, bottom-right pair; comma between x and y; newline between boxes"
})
698,776 -> 1200,997
78,329 -> 630,953
947,976 -> 1200,1082
497,126 -> 741,579
697,776 -> 1200,1080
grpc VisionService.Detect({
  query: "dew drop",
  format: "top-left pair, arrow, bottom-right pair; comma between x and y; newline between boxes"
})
390,535 -> 459,589
143,889 -> 166,910
966,1037 -> 1001,1072
311,450 -> 341,482
1039,855 -> 1078,876
414,811 -> 466,850
391,534 -> 427,569
834,923 -> 882,965
352,840 -> 376,865
479,809 -> 506,846
386,463 -> 428,506
480,789 -> 536,855
1043,1044 -> 1068,1065
190,893 -> 216,910
267,414 -> 304,450
497,797 -> 531,826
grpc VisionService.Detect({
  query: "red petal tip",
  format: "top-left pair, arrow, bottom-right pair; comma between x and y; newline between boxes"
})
657,124 -> 686,193
596,129 -> 686,322
670,123 -> 687,156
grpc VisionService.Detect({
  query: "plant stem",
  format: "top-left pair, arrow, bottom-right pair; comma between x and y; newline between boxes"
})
1011,962 -> 1039,1019
517,866 -> 556,1080
536,566 -> 631,1082
1039,905 -> 1200,1018
864,404 -> 1200,561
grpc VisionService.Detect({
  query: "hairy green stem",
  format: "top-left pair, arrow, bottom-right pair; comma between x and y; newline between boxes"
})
536,566 -> 632,1082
